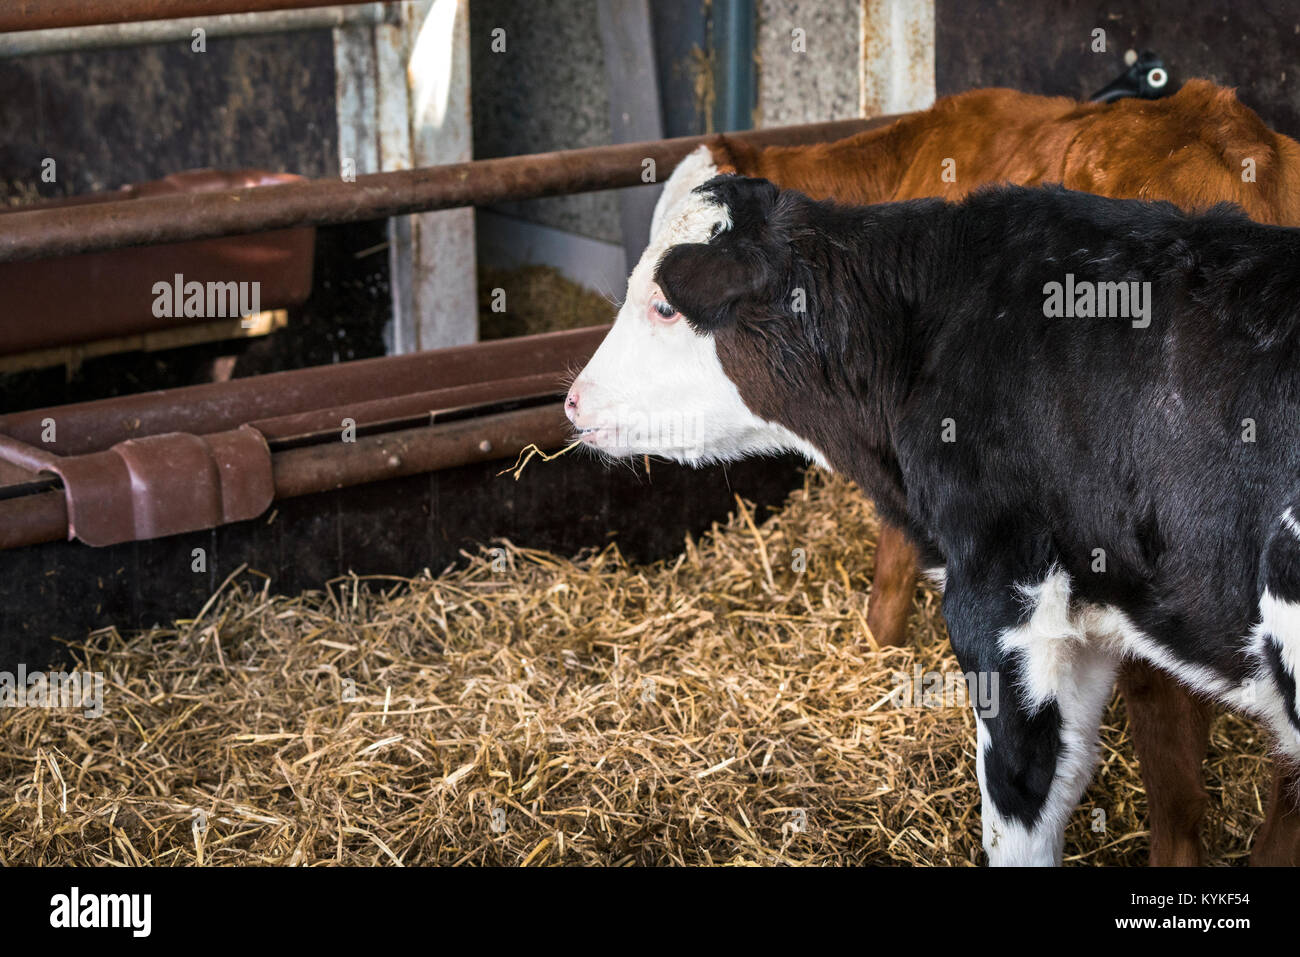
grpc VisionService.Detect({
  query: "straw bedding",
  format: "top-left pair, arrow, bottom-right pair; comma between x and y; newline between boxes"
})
0,470 -> 1274,865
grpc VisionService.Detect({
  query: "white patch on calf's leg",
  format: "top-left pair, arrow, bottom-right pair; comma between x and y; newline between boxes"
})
1243,509 -> 1300,761
974,718 -> 1050,865
999,568 -> 1090,711
978,568 -> 1119,866
1249,589 -> 1300,756
978,655 -> 1118,865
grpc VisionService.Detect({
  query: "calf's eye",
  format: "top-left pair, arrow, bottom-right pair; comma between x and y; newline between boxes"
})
648,298 -> 680,323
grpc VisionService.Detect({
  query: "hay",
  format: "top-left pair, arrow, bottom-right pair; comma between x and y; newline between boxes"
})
0,470 -> 1272,865
478,265 -> 613,340
497,440 -> 583,480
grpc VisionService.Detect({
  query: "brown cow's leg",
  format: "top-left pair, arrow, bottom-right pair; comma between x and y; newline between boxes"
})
866,522 -> 920,648
1117,659 -> 1212,866
1250,759 -> 1300,866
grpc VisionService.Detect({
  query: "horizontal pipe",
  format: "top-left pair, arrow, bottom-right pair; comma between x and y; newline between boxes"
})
0,433 -> 60,471
272,403 -> 570,498
0,490 -> 68,550
0,4 -> 386,57
0,325 -> 606,455
0,117 -> 895,263
250,371 -> 564,441
0,0 -> 379,33
0,403 -> 572,548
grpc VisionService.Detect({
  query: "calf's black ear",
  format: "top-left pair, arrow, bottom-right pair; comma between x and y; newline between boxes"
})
655,243 -> 769,333
695,175 -> 782,230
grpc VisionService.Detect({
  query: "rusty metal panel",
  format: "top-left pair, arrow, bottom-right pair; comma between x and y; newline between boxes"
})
0,0 -> 379,33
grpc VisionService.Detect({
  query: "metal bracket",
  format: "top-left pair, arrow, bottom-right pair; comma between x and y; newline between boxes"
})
0,426 -> 274,546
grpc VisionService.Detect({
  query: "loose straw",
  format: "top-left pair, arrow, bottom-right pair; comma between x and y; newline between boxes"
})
497,440 -> 583,480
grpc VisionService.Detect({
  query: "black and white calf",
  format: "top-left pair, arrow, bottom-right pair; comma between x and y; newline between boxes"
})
566,168 -> 1300,865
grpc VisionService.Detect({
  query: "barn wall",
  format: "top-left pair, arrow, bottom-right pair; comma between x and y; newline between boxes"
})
469,0 -> 622,245
936,0 -> 1300,136
0,29 -> 393,414
0,30 -> 339,200
754,0 -> 862,126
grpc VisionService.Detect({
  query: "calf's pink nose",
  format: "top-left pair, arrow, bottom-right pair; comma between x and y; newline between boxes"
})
565,388 -> 580,423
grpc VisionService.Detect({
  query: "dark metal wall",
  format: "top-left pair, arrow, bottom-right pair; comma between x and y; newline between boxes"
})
937,0 -> 1300,136
0,453 -> 807,671
0,30 -> 339,199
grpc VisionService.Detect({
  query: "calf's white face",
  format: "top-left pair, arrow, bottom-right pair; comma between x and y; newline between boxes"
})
566,147 -> 825,468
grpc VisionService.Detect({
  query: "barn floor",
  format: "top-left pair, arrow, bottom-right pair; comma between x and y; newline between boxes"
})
0,470 -> 1276,865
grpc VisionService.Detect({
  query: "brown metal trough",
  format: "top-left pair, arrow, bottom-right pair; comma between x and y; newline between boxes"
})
0,326 -> 604,548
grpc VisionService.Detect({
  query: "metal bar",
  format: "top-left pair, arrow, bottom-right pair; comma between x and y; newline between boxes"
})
272,403 -> 568,498
249,372 -> 564,441
0,325 -> 605,455
714,0 -> 756,132
0,4 -> 386,57
0,402 -> 570,548
0,433 -> 60,472
0,0 -> 380,33
0,491 -> 68,550
0,117 -> 896,263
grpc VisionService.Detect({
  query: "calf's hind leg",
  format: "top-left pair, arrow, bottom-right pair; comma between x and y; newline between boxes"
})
946,566 -> 1118,865
1246,509 -> 1300,864
1251,759 -> 1300,865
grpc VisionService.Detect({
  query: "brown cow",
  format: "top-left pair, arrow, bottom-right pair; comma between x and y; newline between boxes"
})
707,79 -> 1300,865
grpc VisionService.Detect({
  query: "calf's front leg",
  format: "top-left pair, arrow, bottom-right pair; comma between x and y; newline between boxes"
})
1116,659 -> 1211,866
945,565 -> 1117,865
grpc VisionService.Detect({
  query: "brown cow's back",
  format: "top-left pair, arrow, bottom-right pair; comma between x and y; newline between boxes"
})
713,79 -> 1300,225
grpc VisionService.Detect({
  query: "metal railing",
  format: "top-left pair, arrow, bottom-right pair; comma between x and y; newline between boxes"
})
0,118 -> 891,263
